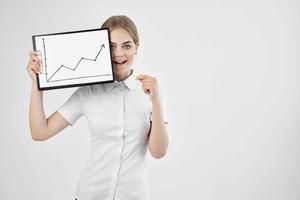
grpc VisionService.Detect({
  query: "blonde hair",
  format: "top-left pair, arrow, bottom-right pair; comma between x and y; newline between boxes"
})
101,15 -> 139,46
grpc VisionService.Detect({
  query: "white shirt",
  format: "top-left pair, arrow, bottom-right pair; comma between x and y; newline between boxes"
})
57,70 -> 167,200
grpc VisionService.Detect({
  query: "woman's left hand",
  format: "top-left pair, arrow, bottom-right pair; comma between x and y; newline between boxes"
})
136,74 -> 160,102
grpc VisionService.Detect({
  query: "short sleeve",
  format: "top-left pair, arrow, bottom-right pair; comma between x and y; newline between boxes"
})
149,87 -> 168,124
57,88 -> 84,126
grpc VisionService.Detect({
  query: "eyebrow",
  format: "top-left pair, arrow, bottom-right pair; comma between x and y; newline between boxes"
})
110,41 -> 133,45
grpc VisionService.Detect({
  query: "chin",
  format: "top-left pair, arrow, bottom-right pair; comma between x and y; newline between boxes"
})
114,64 -> 131,72
113,66 -> 131,76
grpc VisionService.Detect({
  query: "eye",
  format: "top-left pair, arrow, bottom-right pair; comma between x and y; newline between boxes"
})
123,44 -> 132,49
110,44 -> 115,49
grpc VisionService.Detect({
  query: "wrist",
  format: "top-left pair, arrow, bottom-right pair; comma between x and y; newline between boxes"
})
31,81 -> 41,93
151,98 -> 162,106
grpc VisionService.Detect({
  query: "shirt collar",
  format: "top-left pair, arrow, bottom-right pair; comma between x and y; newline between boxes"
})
104,69 -> 138,93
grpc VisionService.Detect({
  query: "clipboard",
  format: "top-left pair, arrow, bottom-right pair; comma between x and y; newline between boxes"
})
32,28 -> 115,90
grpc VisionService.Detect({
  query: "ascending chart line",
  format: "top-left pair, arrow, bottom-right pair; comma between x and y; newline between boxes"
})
42,38 -> 109,82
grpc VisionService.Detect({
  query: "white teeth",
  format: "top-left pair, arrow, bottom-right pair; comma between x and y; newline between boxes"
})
114,60 -> 127,64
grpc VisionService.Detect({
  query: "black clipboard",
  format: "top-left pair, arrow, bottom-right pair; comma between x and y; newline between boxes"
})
32,28 -> 115,90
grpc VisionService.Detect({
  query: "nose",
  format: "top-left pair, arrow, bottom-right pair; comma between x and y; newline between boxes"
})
113,46 -> 125,58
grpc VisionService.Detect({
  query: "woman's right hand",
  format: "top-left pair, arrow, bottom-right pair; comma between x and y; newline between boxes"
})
27,50 -> 42,81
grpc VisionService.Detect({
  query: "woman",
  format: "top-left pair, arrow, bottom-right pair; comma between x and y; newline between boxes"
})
27,15 -> 169,200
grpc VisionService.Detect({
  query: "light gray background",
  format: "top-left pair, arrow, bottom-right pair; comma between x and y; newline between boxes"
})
0,0 -> 299,199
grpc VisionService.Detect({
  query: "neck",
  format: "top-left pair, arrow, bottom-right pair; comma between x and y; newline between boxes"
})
115,69 -> 133,82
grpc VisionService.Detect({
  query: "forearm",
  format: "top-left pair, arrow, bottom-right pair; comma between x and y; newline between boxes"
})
29,81 -> 47,139
148,100 -> 169,159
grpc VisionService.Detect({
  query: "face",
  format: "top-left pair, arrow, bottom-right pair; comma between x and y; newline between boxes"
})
110,27 -> 138,81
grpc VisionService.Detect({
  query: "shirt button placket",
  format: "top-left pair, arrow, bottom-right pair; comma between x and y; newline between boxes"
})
112,83 -> 126,199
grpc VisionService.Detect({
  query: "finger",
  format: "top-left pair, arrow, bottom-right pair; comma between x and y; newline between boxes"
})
29,50 -> 42,56
27,61 -> 36,70
29,62 -> 41,73
137,78 -> 153,85
27,65 -> 39,75
29,50 -> 40,57
33,56 -> 42,64
30,54 -> 42,64
144,89 -> 150,94
136,74 -> 150,80
32,65 -> 40,74
142,88 -> 149,94
141,79 -> 154,84
141,82 -> 154,87
142,85 -> 151,92
35,65 -> 42,73
29,51 -> 37,56
29,50 -> 42,64
30,61 -> 40,69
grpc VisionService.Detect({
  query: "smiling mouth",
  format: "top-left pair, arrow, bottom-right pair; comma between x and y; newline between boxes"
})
113,60 -> 127,65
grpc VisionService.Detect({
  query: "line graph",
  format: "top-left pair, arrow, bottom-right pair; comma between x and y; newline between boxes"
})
42,38 -> 111,82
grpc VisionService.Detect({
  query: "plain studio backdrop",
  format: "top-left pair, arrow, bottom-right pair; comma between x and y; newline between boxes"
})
0,0 -> 299,199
